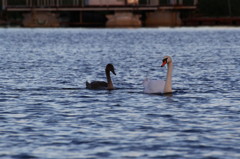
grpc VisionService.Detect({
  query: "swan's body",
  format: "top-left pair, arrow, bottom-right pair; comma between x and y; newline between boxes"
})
143,56 -> 173,94
86,64 -> 116,90
143,79 -> 166,94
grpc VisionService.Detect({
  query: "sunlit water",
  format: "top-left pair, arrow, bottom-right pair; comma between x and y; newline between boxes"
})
0,28 -> 240,159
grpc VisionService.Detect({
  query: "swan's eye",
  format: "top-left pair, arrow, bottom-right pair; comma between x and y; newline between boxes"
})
163,58 -> 168,63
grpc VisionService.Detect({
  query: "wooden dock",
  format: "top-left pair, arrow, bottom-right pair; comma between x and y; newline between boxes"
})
183,17 -> 240,26
3,0 -> 197,11
1,0 -> 198,27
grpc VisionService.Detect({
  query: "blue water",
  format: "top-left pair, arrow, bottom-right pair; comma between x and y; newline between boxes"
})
0,28 -> 240,159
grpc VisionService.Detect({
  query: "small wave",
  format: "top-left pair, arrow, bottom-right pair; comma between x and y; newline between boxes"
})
9,87 -> 82,92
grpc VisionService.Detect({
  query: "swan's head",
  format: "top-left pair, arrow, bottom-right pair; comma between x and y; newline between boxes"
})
106,64 -> 116,75
161,56 -> 172,67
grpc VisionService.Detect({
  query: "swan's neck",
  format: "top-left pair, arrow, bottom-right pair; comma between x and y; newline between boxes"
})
106,70 -> 114,90
164,62 -> 173,93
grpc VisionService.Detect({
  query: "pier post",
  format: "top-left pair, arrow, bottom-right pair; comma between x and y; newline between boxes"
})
193,0 -> 198,5
227,0 -> 232,16
56,0 -> 59,7
179,0 -> 183,5
2,0 -> 7,10
49,0 -> 54,6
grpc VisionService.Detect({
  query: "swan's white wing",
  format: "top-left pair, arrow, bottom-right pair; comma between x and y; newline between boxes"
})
143,79 -> 165,94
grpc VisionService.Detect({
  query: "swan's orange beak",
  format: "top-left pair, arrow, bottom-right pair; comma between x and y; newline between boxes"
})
161,61 -> 167,67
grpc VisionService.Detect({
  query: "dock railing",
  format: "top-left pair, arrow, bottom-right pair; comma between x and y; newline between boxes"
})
3,0 -> 84,8
2,0 -> 198,9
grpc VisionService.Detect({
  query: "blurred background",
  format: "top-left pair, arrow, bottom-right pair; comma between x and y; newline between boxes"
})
0,0 -> 240,27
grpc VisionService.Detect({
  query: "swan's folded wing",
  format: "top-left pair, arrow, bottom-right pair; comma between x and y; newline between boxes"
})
143,79 -> 165,94
86,81 -> 108,89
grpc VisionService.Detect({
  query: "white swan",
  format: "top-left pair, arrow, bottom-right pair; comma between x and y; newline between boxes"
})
86,64 -> 116,90
143,56 -> 173,94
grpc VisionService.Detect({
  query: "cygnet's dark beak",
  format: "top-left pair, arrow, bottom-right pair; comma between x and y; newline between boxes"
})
112,70 -> 116,75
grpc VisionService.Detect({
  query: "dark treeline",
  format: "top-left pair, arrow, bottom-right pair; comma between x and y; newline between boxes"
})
198,0 -> 240,17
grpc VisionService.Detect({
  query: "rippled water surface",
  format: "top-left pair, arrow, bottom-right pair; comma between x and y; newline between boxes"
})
0,28 -> 240,159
